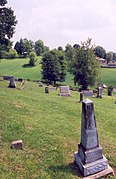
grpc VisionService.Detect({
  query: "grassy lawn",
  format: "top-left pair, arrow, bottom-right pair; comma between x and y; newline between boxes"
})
0,80 -> 116,178
0,58 -> 42,81
0,58 -> 116,87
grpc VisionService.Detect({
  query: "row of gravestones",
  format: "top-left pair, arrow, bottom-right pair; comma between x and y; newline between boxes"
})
3,77 -> 114,177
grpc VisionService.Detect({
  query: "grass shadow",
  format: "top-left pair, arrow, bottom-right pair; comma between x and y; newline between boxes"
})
49,161 -> 83,178
22,64 -> 35,68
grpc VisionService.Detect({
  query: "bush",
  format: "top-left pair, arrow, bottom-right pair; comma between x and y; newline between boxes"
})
29,51 -> 37,66
6,49 -> 18,59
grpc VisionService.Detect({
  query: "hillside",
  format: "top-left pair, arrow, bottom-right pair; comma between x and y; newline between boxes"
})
0,80 -> 116,178
0,58 -> 116,87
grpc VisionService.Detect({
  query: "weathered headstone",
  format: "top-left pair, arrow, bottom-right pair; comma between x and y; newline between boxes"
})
97,87 -> 102,98
74,99 -> 114,177
8,76 -> 16,88
59,86 -> 71,96
45,86 -> 49,93
83,90 -> 93,97
11,140 -> 23,150
38,81 -> 43,87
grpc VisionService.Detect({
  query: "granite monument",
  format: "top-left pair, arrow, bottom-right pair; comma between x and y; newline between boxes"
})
74,99 -> 114,177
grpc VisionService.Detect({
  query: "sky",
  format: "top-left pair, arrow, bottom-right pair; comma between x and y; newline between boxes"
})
7,0 -> 116,52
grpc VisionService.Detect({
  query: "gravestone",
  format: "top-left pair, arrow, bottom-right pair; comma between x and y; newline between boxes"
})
38,81 -> 43,87
83,90 -> 93,97
74,99 -> 113,177
11,140 -> 23,150
97,87 -> 102,98
8,76 -> 16,88
45,86 -> 49,93
59,86 -> 71,96
3,75 -> 11,80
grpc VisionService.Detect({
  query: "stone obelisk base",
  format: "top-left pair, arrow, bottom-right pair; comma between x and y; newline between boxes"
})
74,151 -> 110,177
83,165 -> 114,179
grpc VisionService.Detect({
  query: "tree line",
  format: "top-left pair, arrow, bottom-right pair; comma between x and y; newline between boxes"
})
0,0 -> 115,90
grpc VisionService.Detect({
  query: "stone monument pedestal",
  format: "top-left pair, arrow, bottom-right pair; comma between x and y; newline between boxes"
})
74,151 -> 108,176
74,99 -> 114,178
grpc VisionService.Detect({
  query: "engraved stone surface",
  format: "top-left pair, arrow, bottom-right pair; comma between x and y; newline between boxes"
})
59,86 -> 71,96
8,76 -> 16,88
74,99 -> 111,177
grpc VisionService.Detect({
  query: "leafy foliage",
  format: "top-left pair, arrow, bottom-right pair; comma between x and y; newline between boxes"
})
6,48 -> 18,59
94,46 -> 106,59
0,0 -> 17,58
41,49 -> 67,85
71,38 -> 100,90
29,51 -> 37,66
14,38 -> 34,57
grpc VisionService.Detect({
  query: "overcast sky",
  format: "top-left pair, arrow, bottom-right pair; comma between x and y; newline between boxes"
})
8,0 -> 116,52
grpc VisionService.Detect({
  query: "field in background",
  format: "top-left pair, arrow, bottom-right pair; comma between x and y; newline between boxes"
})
0,58 -> 116,87
0,80 -> 116,178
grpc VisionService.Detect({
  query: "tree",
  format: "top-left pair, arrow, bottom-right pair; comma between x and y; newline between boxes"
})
64,44 -> 74,72
34,39 -> 45,56
71,38 -> 100,90
106,52 -> 113,63
94,46 -> 106,59
6,48 -> 18,59
0,0 -> 17,58
29,51 -> 37,66
14,38 -> 34,57
41,49 -> 67,85
113,53 -> 116,62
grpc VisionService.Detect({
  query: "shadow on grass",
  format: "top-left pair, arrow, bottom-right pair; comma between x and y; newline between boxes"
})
49,161 -> 83,178
22,64 -> 35,68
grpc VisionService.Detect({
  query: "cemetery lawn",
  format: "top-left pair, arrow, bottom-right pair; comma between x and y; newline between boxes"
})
0,80 -> 116,178
1,58 -> 116,87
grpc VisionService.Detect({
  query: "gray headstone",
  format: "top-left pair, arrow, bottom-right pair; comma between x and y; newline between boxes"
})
45,86 -> 49,93
97,87 -> 102,98
8,76 -> 16,88
11,140 -> 23,150
59,86 -> 71,96
74,99 -> 109,177
83,90 -> 93,97
38,81 -> 43,87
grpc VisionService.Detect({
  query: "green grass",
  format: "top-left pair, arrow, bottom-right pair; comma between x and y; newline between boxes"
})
0,58 -> 42,81
0,80 -> 116,178
1,58 -> 116,87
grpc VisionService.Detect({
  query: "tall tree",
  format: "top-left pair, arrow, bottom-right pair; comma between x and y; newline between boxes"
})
14,38 -> 34,57
94,46 -> 106,59
106,52 -> 113,64
34,39 -> 45,56
41,49 -> 67,85
0,0 -> 17,58
64,44 -> 74,72
71,38 -> 100,90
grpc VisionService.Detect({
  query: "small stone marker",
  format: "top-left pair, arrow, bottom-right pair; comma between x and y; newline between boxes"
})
97,87 -> 102,98
11,140 -> 23,150
8,76 -> 16,88
45,86 -> 49,93
59,86 -> 71,96
83,90 -> 93,97
74,99 -> 114,177
38,81 -> 43,87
